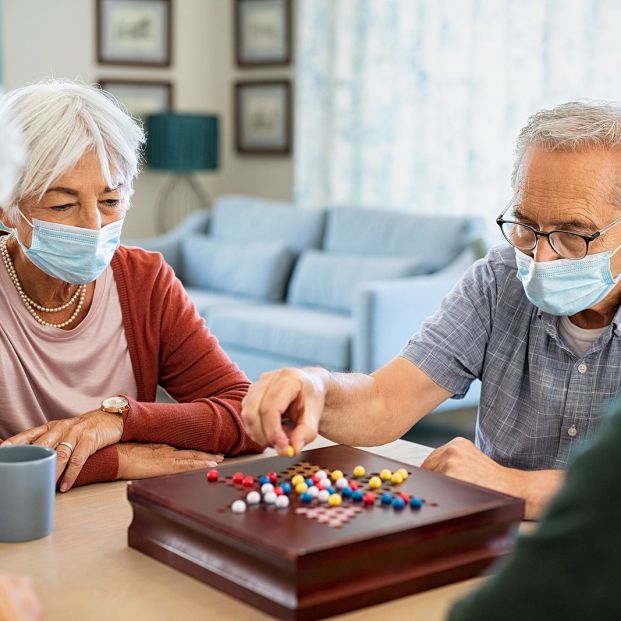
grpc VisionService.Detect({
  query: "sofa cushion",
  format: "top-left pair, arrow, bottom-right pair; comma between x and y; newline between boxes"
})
324,207 -> 472,271
210,303 -> 353,369
210,195 -> 325,253
287,250 -> 430,313
184,287 -> 258,322
181,235 -> 294,301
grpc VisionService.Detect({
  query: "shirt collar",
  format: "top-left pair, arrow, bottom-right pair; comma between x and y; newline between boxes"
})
537,310 -> 560,339
612,307 -> 621,336
537,308 -> 621,337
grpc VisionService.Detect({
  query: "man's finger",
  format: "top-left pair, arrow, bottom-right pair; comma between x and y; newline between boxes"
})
420,446 -> 444,471
241,374 -> 277,446
258,376 -> 305,453
289,419 -> 319,454
241,374 -> 271,416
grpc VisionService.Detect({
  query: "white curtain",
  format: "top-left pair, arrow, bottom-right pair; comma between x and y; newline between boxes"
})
294,0 -> 621,224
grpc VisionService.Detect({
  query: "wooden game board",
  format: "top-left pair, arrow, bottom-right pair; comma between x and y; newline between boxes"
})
127,445 -> 524,620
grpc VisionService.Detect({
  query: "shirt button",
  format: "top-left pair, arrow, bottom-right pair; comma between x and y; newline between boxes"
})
568,425 -> 578,438
578,363 -> 587,374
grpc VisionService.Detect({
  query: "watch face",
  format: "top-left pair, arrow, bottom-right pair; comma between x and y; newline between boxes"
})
103,396 -> 128,409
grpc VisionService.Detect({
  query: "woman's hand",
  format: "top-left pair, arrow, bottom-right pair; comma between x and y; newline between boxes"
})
2,409 -> 124,492
116,443 -> 224,480
0,574 -> 43,621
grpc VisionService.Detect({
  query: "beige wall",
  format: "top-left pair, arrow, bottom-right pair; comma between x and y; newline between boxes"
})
1,0 -> 295,238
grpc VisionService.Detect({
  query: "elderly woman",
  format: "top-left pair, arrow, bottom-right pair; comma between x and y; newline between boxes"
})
0,80 -> 262,492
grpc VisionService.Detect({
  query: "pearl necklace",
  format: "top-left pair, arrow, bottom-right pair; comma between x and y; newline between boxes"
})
0,235 -> 87,328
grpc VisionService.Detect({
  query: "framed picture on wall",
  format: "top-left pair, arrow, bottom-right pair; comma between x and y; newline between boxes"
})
97,0 -> 172,67
235,80 -> 292,155
99,79 -> 173,119
235,0 -> 291,67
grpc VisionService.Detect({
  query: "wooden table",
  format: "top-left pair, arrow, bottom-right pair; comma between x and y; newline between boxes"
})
0,439 -> 484,621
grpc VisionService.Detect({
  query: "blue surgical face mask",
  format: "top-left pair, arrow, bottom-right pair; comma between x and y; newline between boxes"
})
14,211 -> 124,284
515,246 -> 621,316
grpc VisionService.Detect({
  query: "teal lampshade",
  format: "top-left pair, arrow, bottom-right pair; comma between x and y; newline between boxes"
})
145,113 -> 219,172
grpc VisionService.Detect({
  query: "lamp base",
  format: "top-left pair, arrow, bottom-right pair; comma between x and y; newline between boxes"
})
156,174 -> 211,234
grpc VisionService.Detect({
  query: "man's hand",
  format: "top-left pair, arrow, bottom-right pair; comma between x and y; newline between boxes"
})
0,574 -> 43,621
116,443 -> 224,480
241,368 -> 328,455
421,437 -> 564,519
2,409 -> 124,492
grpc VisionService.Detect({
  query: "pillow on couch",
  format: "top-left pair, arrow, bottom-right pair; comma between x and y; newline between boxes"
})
181,235 -> 294,301
287,250 -> 431,313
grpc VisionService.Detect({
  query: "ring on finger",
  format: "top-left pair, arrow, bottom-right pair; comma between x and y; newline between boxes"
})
57,441 -> 75,454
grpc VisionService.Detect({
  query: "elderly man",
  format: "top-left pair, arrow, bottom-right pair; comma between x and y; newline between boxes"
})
242,101 -> 621,519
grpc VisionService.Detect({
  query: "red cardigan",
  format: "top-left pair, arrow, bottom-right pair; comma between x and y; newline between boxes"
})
75,245 -> 263,486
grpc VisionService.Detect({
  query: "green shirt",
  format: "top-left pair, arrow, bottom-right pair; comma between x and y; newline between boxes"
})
448,396 -> 621,621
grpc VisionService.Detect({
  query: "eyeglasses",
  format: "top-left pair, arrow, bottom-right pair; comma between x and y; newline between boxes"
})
496,201 -> 621,259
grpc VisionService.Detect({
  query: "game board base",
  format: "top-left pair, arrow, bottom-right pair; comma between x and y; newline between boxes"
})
127,446 -> 524,620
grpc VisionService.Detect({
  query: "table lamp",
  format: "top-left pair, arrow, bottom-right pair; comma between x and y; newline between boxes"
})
145,113 -> 219,233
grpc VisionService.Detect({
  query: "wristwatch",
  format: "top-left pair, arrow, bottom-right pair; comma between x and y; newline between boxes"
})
101,396 -> 130,416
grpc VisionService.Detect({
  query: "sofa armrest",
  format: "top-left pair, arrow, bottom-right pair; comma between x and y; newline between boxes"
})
352,247 -> 476,374
124,209 -> 210,275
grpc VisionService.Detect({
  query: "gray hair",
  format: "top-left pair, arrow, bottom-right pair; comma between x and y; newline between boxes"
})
0,110 -> 25,205
0,79 -> 145,221
512,100 -> 621,188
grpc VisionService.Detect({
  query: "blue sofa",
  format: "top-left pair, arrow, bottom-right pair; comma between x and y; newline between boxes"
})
132,195 -> 485,411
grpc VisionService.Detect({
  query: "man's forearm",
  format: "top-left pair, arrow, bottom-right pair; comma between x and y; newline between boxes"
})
316,370 -> 394,445
240,358 -> 451,453
316,372 -> 430,446
316,359 -> 452,447
517,468 -> 565,520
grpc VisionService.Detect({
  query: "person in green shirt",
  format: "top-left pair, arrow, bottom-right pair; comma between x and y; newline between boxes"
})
448,395 -> 621,621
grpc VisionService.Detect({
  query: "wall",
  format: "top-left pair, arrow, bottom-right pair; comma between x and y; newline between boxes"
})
1,0 -> 294,237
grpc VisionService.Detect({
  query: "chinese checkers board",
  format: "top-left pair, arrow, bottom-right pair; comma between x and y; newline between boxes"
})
127,445 -> 525,620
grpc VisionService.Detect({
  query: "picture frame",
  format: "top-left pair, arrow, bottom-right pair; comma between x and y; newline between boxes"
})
235,80 -> 292,155
99,79 -> 173,119
96,0 -> 172,67
234,0 -> 291,67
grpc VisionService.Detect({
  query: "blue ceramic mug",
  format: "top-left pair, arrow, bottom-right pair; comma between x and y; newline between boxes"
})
0,445 -> 56,542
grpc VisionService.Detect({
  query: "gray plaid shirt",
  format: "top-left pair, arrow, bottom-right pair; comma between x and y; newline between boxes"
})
401,244 -> 621,470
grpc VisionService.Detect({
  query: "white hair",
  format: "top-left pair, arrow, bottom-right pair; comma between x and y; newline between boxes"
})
0,79 -> 145,221
0,110 -> 25,205
512,100 -> 621,188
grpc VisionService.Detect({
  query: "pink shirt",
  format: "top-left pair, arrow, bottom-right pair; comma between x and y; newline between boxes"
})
0,262 -> 138,438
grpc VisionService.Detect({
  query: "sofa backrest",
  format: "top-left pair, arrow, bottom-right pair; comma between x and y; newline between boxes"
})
287,206 -> 484,314
323,206 -> 480,270
209,195 -> 325,253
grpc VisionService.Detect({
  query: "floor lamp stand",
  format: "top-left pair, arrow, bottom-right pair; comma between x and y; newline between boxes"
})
156,174 -> 211,234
